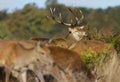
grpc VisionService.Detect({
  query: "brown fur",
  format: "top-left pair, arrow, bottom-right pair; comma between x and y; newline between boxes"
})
48,46 -> 96,82
30,37 -> 49,41
0,39 -> 54,82
72,40 -> 115,56
31,37 -> 68,48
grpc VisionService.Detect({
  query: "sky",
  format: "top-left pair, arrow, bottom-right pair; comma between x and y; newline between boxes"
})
0,0 -> 120,12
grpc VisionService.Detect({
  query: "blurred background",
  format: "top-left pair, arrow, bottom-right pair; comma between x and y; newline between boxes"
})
0,0 -> 120,40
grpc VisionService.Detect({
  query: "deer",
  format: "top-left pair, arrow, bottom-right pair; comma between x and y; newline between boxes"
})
0,39 -> 55,82
49,7 -> 89,48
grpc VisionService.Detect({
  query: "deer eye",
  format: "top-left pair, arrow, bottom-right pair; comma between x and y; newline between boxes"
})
69,31 -> 72,33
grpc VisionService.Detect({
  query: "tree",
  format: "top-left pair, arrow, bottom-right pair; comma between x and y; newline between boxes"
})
0,10 -> 7,21
45,0 -> 58,8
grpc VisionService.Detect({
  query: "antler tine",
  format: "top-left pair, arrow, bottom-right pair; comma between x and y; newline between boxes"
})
50,8 -> 56,20
50,8 -> 72,27
59,13 -> 62,21
50,8 -> 61,23
68,8 -> 84,26
77,9 -> 84,25
68,8 -> 79,22
58,13 -> 72,26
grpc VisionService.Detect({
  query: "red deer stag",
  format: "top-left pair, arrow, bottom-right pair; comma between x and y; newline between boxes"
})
49,7 -> 88,47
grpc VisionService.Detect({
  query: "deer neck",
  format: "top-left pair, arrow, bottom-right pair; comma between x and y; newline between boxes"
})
65,34 -> 79,49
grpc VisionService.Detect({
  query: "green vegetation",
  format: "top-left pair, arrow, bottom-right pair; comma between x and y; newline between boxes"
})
82,52 -> 95,66
82,50 -> 111,68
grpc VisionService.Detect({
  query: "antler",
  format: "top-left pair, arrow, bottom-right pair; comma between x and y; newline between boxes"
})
50,7 -> 84,27
50,8 -> 72,27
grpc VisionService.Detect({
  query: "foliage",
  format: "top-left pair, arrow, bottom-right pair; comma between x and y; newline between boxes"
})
108,34 -> 120,53
0,22 -> 12,39
0,10 -> 7,21
82,52 -> 95,66
82,50 -> 110,68
5,3 -> 55,39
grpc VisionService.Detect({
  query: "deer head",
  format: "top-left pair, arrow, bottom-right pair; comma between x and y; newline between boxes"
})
36,41 -> 54,66
50,7 -> 88,41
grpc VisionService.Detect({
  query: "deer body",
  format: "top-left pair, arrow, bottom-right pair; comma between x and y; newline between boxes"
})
47,46 -> 96,82
0,39 -> 54,82
71,40 -> 115,55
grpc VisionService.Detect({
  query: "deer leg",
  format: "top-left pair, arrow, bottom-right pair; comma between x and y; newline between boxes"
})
34,68 -> 45,82
5,67 -> 11,82
21,71 -> 27,82
50,65 -> 66,82
51,64 -> 76,82
27,62 -> 45,82
33,63 -> 46,82
17,71 -> 27,82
